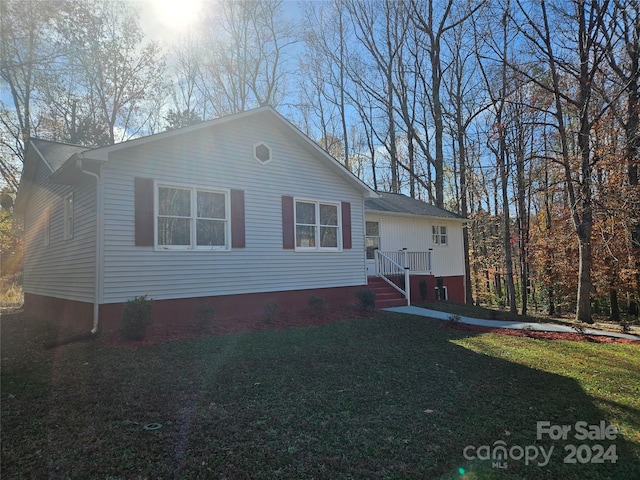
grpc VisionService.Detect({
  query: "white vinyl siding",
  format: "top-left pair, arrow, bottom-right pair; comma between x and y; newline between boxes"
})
63,193 -> 73,239
100,116 -> 366,303
43,207 -> 51,246
23,163 -> 96,302
365,213 -> 465,278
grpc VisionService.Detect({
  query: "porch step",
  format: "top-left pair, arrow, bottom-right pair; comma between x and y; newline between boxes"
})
367,277 -> 407,309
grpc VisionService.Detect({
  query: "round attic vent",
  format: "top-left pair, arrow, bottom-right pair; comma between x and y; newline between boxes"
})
254,143 -> 271,164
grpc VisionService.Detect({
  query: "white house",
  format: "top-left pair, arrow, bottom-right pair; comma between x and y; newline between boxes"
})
15,107 -> 466,335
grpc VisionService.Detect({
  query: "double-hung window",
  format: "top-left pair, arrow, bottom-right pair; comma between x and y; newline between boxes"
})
432,225 -> 447,245
156,184 -> 228,250
295,200 -> 340,250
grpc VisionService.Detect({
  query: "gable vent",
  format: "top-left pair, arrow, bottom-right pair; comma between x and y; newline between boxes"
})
254,142 -> 271,164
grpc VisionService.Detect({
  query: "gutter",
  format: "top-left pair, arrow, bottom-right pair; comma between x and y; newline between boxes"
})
79,158 -> 103,335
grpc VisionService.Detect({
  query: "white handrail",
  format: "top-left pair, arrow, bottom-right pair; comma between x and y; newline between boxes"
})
378,250 -> 431,274
375,250 -> 411,305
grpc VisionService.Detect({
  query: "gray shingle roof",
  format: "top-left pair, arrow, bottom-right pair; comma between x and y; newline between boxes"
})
31,139 -> 89,172
366,192 -> 465,219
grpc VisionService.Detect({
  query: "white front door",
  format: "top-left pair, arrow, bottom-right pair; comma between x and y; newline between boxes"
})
365,221 -> 380,277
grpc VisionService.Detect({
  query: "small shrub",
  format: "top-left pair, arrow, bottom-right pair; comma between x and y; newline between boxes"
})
120,295 -> 153,340
447,314 -> 461,323
194,304 -> 215,333
355,289 -> 376,311
263,299 -> 279,324
308,295 -> 325,318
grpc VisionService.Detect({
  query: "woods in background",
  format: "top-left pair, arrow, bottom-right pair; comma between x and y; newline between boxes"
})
1,0 -> 638,323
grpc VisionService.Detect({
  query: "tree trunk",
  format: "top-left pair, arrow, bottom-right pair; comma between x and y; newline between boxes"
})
500,154 -> 517,314
609,288 -> 620,322
576,225 -> 593,323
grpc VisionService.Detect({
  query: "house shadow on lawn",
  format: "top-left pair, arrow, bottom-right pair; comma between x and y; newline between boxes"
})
1,311 -> 639,479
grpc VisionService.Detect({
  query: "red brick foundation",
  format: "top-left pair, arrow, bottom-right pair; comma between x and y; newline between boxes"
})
407,275 -> 465,304
24,293 -> 95,332
24,285 -> 368,336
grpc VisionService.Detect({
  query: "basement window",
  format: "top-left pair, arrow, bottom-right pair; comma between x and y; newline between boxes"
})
435,286 -> 448,301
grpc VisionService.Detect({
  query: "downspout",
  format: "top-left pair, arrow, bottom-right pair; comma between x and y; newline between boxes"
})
79,160 -> 102,334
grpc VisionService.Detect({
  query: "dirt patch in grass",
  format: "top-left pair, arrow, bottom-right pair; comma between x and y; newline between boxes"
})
445,321 -> 640,344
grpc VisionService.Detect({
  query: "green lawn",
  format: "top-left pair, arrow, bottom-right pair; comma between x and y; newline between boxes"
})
1,311 -> 639,479
417,301 -> 640,335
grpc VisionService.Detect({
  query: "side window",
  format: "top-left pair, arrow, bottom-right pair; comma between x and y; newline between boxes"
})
64,193 -> 73,240
432,225 -> 447,245
365,221 -> 380,259
294,200 -> 341,251
155,184 -> 229,250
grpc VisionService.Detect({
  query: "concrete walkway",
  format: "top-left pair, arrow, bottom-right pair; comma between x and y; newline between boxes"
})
384,306 -> 640,341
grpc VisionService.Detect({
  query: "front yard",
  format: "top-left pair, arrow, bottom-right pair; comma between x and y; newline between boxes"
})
1,310 -> 639,479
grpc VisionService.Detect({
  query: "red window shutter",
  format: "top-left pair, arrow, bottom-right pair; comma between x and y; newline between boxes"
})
230,189 -> 245,248
341,201 -> 352,249
282,195 -> 295,249
135,177 -> 154,246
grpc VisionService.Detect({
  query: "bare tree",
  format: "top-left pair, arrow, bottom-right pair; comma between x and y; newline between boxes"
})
199,0 -> 297,116
444,16 -> 489,304
602,0 -> 640,314
66,0 -> 167,145
347,0 -> 407,192
301,0 -> 353,168
0,0 -> 73,188
411,0 -> 482,208
475,2 -> 517,314
514,0 -> 614,323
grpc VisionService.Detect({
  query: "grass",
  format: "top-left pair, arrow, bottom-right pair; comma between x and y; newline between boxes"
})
2,310 -> 639,479
418,301 -> 640,334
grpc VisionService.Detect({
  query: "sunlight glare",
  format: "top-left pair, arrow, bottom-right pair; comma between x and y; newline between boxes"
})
152,0 -> 204,32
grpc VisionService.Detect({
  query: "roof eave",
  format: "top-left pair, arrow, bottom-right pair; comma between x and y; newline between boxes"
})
365,208 -> 467,221
49,154 -> 106,184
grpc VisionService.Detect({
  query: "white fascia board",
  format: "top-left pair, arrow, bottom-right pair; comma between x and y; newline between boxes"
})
365,210 -> 467,222
73,107 -> 280,162
30,140 -> 54,173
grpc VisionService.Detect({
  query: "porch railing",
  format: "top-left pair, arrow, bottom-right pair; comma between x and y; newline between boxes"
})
378,250 -> 432,274
374,250 -> 411,305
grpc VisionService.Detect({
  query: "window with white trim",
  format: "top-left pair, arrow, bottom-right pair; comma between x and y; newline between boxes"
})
295,200 -> 340,250
432,225 -> 447,245
63,193 -> 73,240
43,207 -> 51,246
435,285 -> 448,300
156,184 -> 229,249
